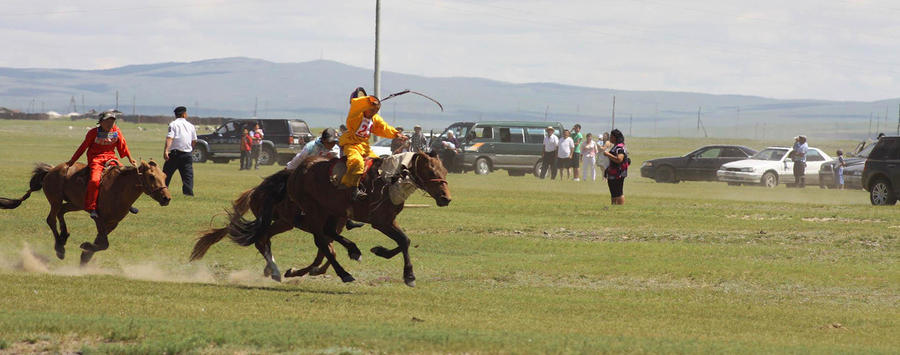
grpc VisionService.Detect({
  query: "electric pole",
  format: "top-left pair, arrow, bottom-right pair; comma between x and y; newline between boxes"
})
611,96 -> 616,129
253,96 -> 258,118
132,95 -> 136,116
115,90 -> 119,110
373,0 -> 381,98
629,115 -> 633,136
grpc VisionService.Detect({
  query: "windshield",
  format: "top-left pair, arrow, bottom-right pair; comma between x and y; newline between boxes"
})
752,148 -> 788,161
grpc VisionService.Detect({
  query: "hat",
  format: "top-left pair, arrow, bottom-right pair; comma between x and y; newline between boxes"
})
98,110 -> 121,121
321,128 -> 338,143
414,124 -> 421,129
174,106 -> 187,116
546,126 -> 554,131
798,135 -> 807,140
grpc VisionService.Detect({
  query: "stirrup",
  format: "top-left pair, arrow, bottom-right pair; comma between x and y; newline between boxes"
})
351,187 -> 368,201
88,210 -> 99,220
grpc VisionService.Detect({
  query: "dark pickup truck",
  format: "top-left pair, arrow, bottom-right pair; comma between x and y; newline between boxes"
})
192,118 -> 314,165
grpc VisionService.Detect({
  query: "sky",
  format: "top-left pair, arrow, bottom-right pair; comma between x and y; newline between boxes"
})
1,0 -> 899,102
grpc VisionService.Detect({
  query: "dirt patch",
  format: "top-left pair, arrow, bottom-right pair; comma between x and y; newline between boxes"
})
801,217 -> 883,223
0,333 -> 102,355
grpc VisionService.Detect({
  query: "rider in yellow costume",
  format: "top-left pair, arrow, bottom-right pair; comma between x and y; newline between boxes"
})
340,87 -> 406,200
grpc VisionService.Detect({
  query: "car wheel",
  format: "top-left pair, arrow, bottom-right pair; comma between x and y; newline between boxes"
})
869,179 -> 897,205
191,146 -> 208,163
533,160 -> 542,178
654,166 -> 676,183
474,157 -> 491,175
761,172 -> 778,188
258,146 -> 276,165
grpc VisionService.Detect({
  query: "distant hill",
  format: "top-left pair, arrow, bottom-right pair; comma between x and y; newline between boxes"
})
1,57 -> 898,139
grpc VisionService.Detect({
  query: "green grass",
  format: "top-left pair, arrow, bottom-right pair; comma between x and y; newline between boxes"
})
0,119 -> 896,353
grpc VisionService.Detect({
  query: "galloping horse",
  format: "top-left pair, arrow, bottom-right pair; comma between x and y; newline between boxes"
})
230,152 -> 451,286
0,161 -> 171,265
189,169 -> 364,281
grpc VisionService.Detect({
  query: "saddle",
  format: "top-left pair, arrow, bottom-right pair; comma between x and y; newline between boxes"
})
328,157 -> 377,187
69,159 -> 124,187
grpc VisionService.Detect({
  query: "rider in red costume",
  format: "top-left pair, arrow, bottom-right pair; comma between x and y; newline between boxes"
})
67,110 -> 137,219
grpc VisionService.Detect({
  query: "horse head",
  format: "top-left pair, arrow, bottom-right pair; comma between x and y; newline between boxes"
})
137,160 -> 171,206
409,152 -> 451,207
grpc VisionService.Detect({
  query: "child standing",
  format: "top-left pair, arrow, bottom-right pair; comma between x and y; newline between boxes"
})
239,128 -> 252,170
835,149 -> 845,190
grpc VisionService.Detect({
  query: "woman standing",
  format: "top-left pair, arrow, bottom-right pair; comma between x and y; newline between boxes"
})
251,123 -> 264,169
66,110 -> 137,219
580,133 -> 598,181
602,129 -> 628,205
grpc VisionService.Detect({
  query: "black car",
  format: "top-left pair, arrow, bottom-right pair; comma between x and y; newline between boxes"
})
640,145 -> 757,183
819,141 -> 874,189
193,118 -> 313,165
862,136 -> 900,205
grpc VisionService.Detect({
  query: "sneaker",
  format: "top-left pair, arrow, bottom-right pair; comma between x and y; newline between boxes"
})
128,206 -> 139,214
88,210 -> 99,220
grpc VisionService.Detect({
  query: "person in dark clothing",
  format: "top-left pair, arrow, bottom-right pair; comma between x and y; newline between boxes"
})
603,129 -> 628,205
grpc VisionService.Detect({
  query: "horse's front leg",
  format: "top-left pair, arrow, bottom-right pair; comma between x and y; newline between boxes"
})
54,203 -> 77,260
79,220 -> 113,266
372,221 -> 415,287
284,245 -> 332,278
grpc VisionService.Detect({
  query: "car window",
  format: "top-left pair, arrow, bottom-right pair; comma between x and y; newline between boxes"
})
526,128 -> 546,143
289,121 -> 310,135
752,148 -> 787,161
806,149 -> 825,162
472,126 -> 496,140
870,139 -> 900,159
697,148 -> 721,158
499,127 -> 525,143
720,147 -> 747,158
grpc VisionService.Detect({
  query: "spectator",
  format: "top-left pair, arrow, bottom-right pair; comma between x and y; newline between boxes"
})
540,126 -> 559,179
557,129 -> 575,180
603,129 -> 628,205
834,149 -> 845,190
163,106 -> 198,196
580,133 -> 598,181
791,135 -> 808,188
440,130 -> 461,171
337,124 -> 348,138
596,132 -> 612,179
391,126 -> 410,154
239,128 -> 252,170
410,125 -> 428,153
571,124 -> 584,181
251,123 -> 264,169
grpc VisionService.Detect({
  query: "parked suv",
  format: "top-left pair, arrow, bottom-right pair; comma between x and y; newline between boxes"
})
438,121 -> 565,176
193,118 -> 313,165
862,136 -> 900,205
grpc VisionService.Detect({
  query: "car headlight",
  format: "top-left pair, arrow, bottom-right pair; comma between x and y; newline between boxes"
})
642,161 -> 653,167
739,167 -> 754,172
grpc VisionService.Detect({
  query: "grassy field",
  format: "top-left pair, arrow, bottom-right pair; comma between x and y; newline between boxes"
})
0,119 -> 896,354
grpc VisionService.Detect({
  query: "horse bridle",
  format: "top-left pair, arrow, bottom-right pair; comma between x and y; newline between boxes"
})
408,154 -> 448,189
135,168 -> 168,196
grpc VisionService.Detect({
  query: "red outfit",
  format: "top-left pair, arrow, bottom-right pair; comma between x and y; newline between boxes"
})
241,133 -> 252,151
69,126 -> 132,211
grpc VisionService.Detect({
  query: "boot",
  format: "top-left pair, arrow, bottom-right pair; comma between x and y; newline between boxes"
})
128,206 -> 139,214
88,210 -> 99,220
345,220 -> 365,230
351,186 -> 368,201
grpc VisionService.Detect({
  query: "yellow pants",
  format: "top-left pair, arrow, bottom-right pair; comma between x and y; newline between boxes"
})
341,143 -> 377,187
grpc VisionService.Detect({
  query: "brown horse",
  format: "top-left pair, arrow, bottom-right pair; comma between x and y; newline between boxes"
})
189,169 -> 363,281
0,161 -> 171,265
231,152 -> 451,286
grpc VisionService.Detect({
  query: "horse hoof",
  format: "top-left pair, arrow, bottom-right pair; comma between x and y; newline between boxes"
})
55,246 -> 65,260
271,273 -> 282,282
404,279 -> 416,287
370,246 -> 390,258
349,251 -> 362,262
340,274 -> 356,283
79,252 -> 93,266
263,265 -> 272,277
79,242 -> 93,251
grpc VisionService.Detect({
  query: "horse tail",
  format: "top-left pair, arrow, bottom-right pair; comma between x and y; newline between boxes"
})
190,188 -> 256,261
0,163 -> 51,209
225,170 -> 290,246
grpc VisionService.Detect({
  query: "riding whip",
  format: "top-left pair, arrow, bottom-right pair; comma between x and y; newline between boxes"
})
379,90 -> 444,112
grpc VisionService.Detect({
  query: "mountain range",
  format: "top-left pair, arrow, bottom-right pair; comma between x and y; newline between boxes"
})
1,57 -> 898,139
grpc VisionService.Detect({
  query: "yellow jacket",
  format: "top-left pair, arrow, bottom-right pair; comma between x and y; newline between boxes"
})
339,96 -> 399,147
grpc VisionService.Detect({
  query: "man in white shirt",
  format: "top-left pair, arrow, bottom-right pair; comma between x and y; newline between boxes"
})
163,106 -> 198,196
556,129 -> 575,180
540,126 -> 559,179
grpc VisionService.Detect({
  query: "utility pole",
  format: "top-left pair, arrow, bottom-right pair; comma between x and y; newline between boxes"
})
253,96 -> 258,118
81,95 -> 84,113
132,95 -> 136,116
115,90 -> 119,110
869,113 -> 873,138
611,96 -> 616,129
373,0 -> 381,98
544,105 -> 550,121
696,106 -> 708,138
629,115 -> 633,136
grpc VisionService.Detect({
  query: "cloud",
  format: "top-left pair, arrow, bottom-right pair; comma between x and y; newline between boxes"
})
0,0 -> 899,101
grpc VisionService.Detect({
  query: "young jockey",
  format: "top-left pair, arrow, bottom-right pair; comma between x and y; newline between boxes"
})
67,110 -> 137,219
339,87 -> 406,200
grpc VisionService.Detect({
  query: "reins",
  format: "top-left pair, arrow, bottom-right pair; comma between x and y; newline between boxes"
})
408,154 -> 448,189
134,167 -> 168,195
